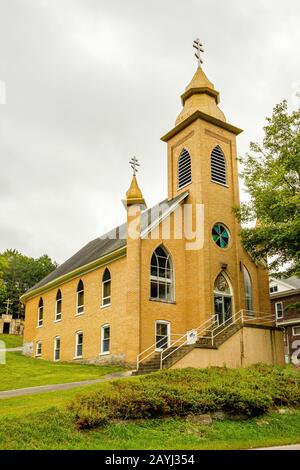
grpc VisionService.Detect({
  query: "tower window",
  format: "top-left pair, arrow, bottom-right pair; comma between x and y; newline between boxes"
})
243,266 -> 253,312
211,145 -> 226,185
212,223 -> 230,248
178,149 -> 191,189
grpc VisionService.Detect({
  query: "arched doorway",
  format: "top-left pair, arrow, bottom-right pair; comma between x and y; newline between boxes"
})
214,273 -> 233,325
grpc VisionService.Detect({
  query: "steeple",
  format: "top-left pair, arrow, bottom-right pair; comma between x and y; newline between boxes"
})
176,66 -> 226,125
125,175 -> 146,209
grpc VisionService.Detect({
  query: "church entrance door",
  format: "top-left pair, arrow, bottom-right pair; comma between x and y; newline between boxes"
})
214,273 -> 233,326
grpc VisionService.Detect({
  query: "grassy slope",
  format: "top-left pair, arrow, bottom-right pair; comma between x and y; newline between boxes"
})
0,361 -> 299,450
0,384 -> 299,449
0,334 -> 23,348
0,352 -> 124,391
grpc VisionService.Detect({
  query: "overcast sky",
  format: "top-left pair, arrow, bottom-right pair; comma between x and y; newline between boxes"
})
0,0 -> 299,264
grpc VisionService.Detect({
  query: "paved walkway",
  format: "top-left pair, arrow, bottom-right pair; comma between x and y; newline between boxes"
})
0,347 -> 23,352
0,370 -> 133,399
256,444 -> 300,450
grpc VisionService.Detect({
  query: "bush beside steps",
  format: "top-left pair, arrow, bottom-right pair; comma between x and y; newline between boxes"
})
68,364 -> 300,430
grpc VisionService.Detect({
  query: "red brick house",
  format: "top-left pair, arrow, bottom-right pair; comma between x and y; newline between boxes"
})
270,276 -> 300,365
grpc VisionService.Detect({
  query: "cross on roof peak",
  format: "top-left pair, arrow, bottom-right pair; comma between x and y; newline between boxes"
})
193,38 -> 204,67
129,156 -> 140,176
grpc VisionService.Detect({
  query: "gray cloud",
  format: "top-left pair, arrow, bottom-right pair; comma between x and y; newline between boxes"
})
0,0 -> 299,263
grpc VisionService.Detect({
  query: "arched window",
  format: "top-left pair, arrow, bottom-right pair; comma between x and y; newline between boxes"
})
37,297 -> 43,327
76,280 -> 84,315
102,268 -> 111,306
211,145 -> 226,185
150,245 -> 174,302
243,266 -> 253,312
55,289 -> 62,321
178,148 -> 191,189
214,273 -> 232,325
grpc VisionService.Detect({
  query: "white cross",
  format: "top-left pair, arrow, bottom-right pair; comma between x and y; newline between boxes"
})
193,38 -> 204,67
129,156 -> 140,176
4,299 -> 12,315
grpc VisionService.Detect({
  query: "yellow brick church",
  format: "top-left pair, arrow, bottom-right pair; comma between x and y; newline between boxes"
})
22,42 -> 284,371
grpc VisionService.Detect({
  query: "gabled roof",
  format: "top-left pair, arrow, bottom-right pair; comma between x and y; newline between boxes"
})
270,276 -> 300,292
22,190 -> 189,301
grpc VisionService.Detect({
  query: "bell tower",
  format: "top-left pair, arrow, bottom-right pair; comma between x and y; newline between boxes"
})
160,40 -> 250,326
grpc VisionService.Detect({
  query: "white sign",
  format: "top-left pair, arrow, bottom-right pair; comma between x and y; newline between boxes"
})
186,330 -> 198,345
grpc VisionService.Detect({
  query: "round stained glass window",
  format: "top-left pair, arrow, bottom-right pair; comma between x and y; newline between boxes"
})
212,223 -> 230,248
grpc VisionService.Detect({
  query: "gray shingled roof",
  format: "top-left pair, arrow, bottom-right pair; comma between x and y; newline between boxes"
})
281,276 -> 300,289
25,191 -> 189,295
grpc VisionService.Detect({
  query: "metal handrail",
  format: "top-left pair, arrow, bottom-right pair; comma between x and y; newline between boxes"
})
137,309 -> 276,371
161,316 -> 217,367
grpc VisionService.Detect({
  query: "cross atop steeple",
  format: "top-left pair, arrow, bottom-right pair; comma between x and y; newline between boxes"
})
129,156 -> 140,176
193,38 -> 204,67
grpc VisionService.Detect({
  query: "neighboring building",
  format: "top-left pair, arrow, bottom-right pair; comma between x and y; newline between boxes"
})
270,276 -> 300,364
0,314 -> 24,336
21,46 -> 284,370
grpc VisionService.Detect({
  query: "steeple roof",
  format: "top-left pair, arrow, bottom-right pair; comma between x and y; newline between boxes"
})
126,175 -> 146,208
175,66 -> 226,125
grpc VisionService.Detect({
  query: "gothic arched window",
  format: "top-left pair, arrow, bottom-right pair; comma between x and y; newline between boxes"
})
37,297 -> 43,327
55,289 -> 62,321
150,245 -> 174,302
76,280 -> 84,315
243,266 -> 253,312
211,145 -> 226,185
102,268 -> 111,306
178,148 -> 192,189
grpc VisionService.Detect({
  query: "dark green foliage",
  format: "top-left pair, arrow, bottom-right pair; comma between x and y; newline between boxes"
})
0,249 -> 57,318
68,365 -> 300,430
235,101 -> 300,277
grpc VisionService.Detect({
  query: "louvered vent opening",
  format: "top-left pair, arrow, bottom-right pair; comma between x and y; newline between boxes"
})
211,146 -> 226,185
178,149 -> 191,189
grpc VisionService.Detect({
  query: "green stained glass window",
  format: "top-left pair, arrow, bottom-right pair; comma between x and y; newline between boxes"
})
212,223 -> 230,248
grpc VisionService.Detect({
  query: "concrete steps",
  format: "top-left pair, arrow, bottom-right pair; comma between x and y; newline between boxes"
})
134,320 -> 244,375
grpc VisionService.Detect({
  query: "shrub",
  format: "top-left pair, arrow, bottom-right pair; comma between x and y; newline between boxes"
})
68,365 -> 300,430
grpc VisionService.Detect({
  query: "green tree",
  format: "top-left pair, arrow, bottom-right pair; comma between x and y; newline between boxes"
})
236,100 -> 300,277
0,250 -> 57,318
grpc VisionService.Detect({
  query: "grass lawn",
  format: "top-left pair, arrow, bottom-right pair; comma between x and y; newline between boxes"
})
0,383 -> 299,450
0,363 -> 299,450
0,352 -> 124,391
0,334 -> 23,348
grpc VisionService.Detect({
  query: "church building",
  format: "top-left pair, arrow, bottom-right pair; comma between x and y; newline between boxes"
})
22,42 -> 284,371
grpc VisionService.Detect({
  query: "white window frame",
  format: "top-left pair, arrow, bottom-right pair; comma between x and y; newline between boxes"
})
150,246 -> 174,303
75,331 -> 83,358
76,281 -> 84,316
101,270 -> 111,308
100,324 -> 110,355
155,320 -> 170,352
270,285 -> 278,293
35,341 -> 42,357
293,326 -> 300,336
55,290 -> 62,322
54,336 -> 61,361
275,301 -> 284,320
37,300 -> 43,327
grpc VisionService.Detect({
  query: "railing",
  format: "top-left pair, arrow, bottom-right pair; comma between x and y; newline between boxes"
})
136,309 -> 276,371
